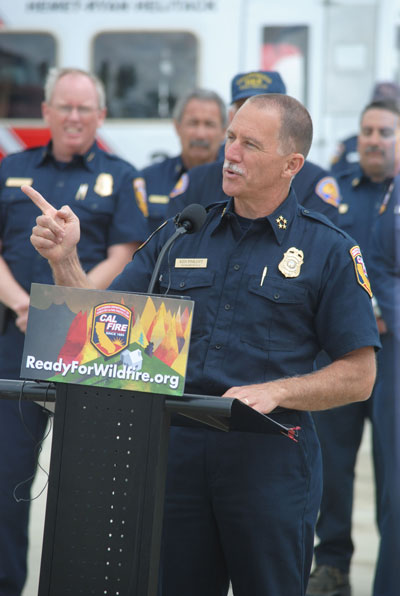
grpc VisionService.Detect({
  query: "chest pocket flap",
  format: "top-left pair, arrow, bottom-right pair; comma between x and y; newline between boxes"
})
159,269 -> 215,292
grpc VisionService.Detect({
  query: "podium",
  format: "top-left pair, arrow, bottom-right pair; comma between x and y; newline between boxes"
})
0,379 -> 298,596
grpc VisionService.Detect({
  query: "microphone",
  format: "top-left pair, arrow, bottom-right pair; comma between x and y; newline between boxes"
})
147,204 -> 207,294
175,203 -> 207,234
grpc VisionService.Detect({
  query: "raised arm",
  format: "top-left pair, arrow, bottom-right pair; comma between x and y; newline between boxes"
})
22,185 -> 93,288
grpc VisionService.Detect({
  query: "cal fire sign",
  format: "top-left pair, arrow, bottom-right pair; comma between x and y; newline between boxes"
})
91,303 -> 133,357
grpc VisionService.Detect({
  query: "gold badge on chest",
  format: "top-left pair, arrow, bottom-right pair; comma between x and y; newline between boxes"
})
94,173 -> 113,197
278,247 -> 304,278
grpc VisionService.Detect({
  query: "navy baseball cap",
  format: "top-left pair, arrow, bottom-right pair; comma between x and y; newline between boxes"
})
230,70 -> 287,104
371,81 -> 400,106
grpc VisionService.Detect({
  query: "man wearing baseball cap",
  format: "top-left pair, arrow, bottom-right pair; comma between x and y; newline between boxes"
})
166,70 -> 341,222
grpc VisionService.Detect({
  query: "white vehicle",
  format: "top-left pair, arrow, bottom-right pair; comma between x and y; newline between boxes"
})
0,0 -> 399,169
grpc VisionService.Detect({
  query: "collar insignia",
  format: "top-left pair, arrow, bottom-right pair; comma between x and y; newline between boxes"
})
276,215 -> 288,229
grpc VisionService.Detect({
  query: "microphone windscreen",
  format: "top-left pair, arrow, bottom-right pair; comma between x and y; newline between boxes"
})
176,203 -> 207,234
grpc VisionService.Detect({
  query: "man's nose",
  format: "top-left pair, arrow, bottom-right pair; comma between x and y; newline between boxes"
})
225,139 -> 241,162
67,107 -> 81,119
369,130 -> 384,145
193,123 -> 209,138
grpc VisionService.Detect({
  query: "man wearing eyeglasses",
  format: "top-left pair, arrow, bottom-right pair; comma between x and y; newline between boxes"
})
0,67 -> 148,596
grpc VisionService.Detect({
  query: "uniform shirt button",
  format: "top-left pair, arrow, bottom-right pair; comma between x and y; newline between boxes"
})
233,264 -> 240,271
179,281 -> 185,288
224,304 -> 231,310
274,293 -> 280,300
215,344 -> 222,350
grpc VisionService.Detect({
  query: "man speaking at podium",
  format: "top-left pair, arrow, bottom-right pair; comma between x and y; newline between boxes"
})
25,94 -> 380,596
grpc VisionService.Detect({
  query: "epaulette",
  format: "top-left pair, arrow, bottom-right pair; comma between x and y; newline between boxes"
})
105,152 -> 135,169
300,206 -> 350,239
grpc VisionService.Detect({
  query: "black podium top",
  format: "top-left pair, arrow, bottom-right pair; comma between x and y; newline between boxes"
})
0,379 -> 300,442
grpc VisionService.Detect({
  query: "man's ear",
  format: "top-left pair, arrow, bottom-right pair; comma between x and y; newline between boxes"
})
283,153 -> 305,179
42,101 -> 50,125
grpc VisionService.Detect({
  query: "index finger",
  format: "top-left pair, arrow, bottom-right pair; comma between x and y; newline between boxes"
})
21,185 -> 56,216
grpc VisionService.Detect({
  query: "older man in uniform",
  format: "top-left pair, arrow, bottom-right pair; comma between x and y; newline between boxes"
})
166,70 -> 341,223
25,93 -> 379,596
134,88 -> 226,232
307,99 -> 400,596
0,67 -> 148,595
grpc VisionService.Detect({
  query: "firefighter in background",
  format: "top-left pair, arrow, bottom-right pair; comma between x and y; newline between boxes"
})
134,88 -> 226,232
308,99 -> 400,596
166,70 -> 341,224
0,67 -> 148,595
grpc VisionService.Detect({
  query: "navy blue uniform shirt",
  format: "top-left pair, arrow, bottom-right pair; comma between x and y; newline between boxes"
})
135,155 -> 185,233
336,164 -> 394,263
0,141 -> 149,293
166,159 -> 341,224
135,145 -> 226,232
369,180 -> 400,341
111,190 -> 379,398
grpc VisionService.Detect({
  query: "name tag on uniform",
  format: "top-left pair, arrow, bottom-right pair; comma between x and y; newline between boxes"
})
175,258 -> 208,268
149,194 -> 170,204
6,177 -> 33,187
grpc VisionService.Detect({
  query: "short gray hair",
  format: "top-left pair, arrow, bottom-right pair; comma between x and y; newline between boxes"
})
44,67 -> 106,110
247,94 -> 313,158
173,88 -> 227,127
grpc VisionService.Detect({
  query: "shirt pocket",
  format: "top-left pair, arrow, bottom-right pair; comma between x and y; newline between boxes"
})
159,269 -> 215,334
241,277 -> 310,351
74,194 -> 114,220
148,195 -> 169,221
0,188 -> 39,235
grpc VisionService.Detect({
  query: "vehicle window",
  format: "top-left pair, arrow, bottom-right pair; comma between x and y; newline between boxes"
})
93,31 -> 198,119
262,26 -> 309,105
0,32 -> 56,118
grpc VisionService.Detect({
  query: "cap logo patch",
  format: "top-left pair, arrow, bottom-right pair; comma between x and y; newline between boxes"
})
236,72 -> 273,92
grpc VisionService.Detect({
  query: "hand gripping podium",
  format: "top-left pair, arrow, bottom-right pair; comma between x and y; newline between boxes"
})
0,380 -> 299,596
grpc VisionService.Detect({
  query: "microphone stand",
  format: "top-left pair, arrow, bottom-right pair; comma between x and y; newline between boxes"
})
147,226 -> 187,294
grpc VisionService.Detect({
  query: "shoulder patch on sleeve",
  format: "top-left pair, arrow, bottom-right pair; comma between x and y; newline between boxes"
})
315,176 -> 341,208
350,245 -> 372,297
133,177 -> 149,217
169,173 -> 189,198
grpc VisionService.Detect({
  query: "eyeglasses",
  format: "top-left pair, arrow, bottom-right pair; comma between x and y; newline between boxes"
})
51,104 -> 99,116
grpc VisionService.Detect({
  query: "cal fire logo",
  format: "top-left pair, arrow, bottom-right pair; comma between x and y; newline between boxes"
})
350,245 -> 372,298
91,303 -> 133,357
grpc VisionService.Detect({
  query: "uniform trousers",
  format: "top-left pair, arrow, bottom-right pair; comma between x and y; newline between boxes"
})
159,418 -> 322,596
0,320 -> 49,596
372,332 -> 400,596
313,349 -> 384,573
